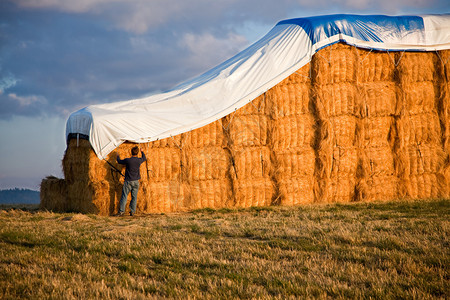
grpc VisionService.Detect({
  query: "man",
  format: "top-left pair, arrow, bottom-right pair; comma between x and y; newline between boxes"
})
116,146 -> 146,216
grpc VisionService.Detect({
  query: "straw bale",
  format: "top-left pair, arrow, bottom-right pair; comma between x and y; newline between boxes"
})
319,145 -> 358,180
360,146 -> 395,177
186,147 -> 228,181
398,52 -> 435,83
232,146 -> 271,179
144,147 -> 181,181
402,173 -> 445,199
396,113 -> 442,147
235,94 -> 267,116
40,176 -> 68,212
144,181 -> 171,212
228,114 -> 268,147
313,43 -> 357,84
329,146 -> 358,177
400,81 -> 437,115
274,148 -> 316,178
315,83 -> 359,117
189,179 -> 231,209
269,82 -> 311,117
322,177 -> 357,203
271,115 -> 315,149
359,116 -> 394,148
184,119 -> 224,148
356,175 -> 398,202
234,178 -> 274,207
63,139 -> 97,182
356,49 -> 394,82
401,145 -> 447,176
322,115 -> 359,147
359,82 -> 397,117
278,176 -> 315,206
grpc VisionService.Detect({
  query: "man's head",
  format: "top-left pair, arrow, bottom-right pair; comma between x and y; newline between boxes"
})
131,146 -> 139,156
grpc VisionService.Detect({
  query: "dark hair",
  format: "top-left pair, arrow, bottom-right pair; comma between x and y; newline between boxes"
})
131,146 -> 139,156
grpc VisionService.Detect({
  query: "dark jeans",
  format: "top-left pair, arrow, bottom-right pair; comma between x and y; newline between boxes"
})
119,180 -> 139,214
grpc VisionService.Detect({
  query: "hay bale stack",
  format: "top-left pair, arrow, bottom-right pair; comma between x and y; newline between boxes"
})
183,120 -> 231,209
355,49 -> 398,201
41,43 -> 450,214
224,95 -> 274,207
268,65 -> 316,205
40,176 -> 67,212
312,43 -> 360,202
62,139 -> 111,214
395,52 -> 447,199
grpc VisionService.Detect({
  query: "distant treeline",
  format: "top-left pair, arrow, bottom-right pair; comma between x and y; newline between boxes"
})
0,188 -> 40,204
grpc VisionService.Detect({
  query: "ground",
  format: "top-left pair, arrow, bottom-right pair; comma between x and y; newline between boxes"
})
0,199 -> 449,299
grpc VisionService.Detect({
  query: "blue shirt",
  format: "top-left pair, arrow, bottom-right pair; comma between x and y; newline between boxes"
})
117,151 -> 146,181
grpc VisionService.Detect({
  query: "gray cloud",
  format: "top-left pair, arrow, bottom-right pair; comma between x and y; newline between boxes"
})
2,0 -> 448,120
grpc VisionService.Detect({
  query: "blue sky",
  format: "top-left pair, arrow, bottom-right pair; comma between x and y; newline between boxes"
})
0,0 -> 448,190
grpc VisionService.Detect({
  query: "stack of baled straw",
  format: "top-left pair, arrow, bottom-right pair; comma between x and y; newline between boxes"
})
395,52 -> 448,199
355,49 -> 398,201
41,43 -> 450,214
312,43 -> 360,202
224,94 -> 274,207
268,65 -> 316,205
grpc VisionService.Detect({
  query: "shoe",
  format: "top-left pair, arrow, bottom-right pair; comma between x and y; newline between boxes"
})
129,212 -> 134,216
115,212 -> 124,217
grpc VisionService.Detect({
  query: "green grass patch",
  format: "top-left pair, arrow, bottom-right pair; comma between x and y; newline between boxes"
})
0,199 -> 448,299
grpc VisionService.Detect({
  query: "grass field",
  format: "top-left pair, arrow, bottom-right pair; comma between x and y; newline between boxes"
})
0,199 -> 449,299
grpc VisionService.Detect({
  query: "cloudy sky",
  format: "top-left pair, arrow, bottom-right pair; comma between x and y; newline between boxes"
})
0,0 -> 448,190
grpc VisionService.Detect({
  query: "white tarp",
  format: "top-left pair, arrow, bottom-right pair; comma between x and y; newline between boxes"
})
66,14 -> 450,159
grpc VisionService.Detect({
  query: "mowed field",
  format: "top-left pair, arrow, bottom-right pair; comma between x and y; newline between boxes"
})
0,199 -> 449,299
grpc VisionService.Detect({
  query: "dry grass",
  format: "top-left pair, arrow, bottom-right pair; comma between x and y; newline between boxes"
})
1,199 -> 448,299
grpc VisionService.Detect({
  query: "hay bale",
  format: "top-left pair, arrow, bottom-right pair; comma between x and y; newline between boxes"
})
359,116 -> 395,148
144,147 -> 181,181
278,176 -> 315,206
40,176 -> 67,212
360,146 -> 395,177
189,179 -> 231,209
269,83 -> 311,117
232,146 -> 271,179
234,178 -> 274,207
398,52 -> 435,84
359,82 -> 397,117
401,145 -> 447,176
356,49 -> 394,82
186,147 -> 228,181
313,43 -> 357,84
185,119 -> 225,148
403,173 -> 445,199
149,134 -> 182,148
356,175 -> 399,202
323,177 -> 357,203
228,114 -> 268,147
321,115 -> 359,147
316,83 -> 359,117
274,148 -> 316,178
396,113 -> 442,148
271,115 -> 315,149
